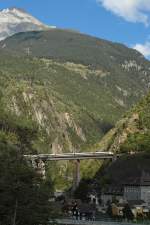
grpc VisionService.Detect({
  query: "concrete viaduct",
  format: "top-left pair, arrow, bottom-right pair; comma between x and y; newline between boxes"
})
24,151 -> 118,189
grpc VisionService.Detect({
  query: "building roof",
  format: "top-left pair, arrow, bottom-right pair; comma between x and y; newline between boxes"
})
124,171 -> 150,186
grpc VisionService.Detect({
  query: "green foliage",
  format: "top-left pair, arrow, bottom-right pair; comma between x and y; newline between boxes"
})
0,102 -> 55,224
0,146 -> 54,225
0,107 -> 38,154
119,93 -> 150,153
121,132 -> 150,153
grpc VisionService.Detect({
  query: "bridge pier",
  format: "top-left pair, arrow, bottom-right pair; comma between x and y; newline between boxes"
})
31,158 -> 46,179
73,159 -> 80,191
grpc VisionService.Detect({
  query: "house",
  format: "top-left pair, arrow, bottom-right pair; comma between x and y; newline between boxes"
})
124,171 -> 150,205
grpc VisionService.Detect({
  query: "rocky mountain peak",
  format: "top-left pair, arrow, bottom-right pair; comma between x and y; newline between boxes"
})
0,7 -> 56,41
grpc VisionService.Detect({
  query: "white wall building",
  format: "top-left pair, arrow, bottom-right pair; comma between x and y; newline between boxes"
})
124,171 -> 150,205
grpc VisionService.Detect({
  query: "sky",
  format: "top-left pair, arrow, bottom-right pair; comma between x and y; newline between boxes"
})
0,0 -> 150,58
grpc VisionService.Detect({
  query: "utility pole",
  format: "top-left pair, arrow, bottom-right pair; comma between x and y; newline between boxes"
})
12,199 -> 18,225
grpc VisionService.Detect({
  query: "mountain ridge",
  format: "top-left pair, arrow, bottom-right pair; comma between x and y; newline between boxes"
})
0,29 -> 145,67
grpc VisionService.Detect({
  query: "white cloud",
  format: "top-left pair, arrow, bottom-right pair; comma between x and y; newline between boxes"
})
133,42 -> 150,57
97,0 -> 150,26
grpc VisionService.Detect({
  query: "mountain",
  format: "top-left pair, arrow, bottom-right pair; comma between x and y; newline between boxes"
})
0,8 -> 55,41
1,28 -> 150,188
98,92 -> 150,153
0,29 -> 150,152
0,29 -> 150,154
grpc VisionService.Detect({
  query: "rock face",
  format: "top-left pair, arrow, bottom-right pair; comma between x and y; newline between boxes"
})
0,8 -> 55,41
98,92 -> 150,154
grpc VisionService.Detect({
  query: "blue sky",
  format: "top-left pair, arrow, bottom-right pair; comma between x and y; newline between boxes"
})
1,0 -> 150,57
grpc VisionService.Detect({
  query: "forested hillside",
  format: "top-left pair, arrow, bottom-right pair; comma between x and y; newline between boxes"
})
1,29 -> 150,153
1,29 -> 150,188
0,103 -> 54,225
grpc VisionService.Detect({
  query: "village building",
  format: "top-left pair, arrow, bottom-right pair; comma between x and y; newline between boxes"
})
101,171 -> 150,207
124,171 -> 150,205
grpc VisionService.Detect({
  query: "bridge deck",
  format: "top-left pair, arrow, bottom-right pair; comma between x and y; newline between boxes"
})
24,152 -> 115,161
